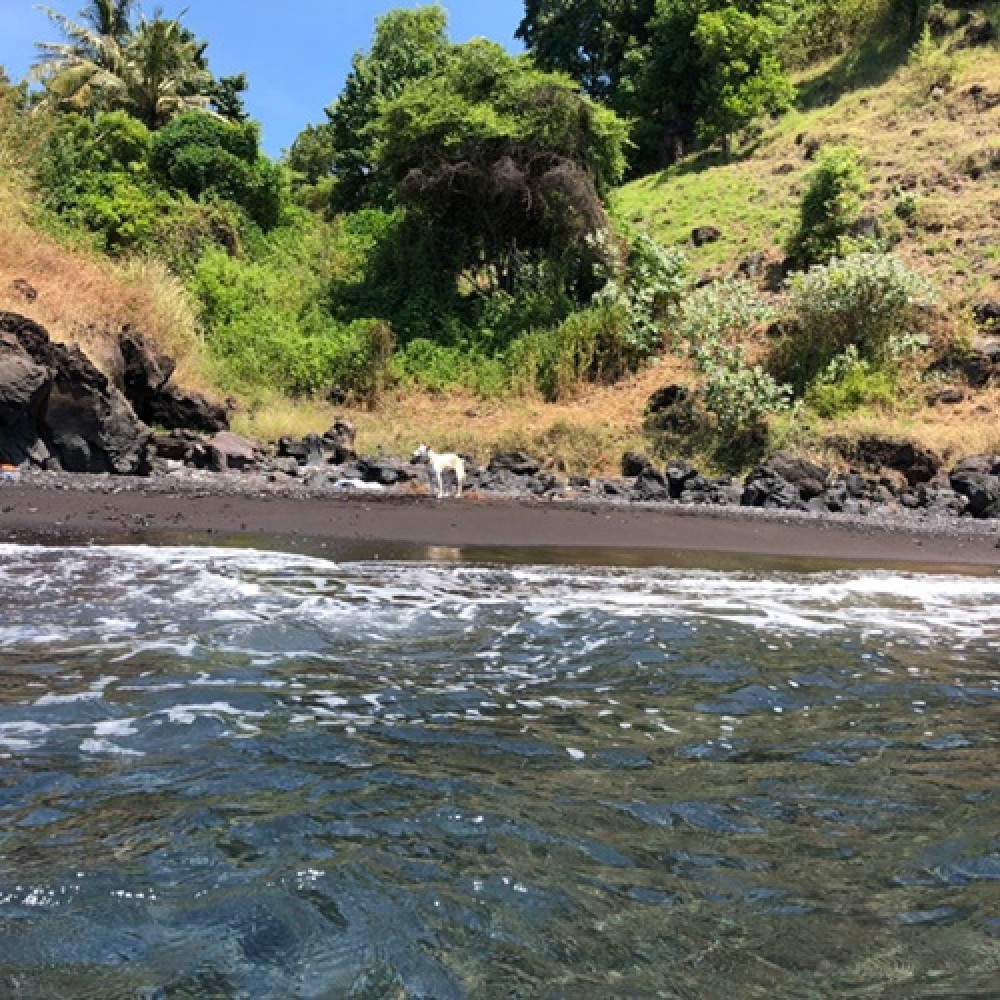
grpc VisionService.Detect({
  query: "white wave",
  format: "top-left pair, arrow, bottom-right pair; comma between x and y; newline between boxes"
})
0,544 -> 997,642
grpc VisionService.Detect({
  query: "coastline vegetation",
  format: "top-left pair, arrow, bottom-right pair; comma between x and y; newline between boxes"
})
0,0 -> 997,474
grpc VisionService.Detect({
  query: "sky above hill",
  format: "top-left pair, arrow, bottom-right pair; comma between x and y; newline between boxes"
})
1,1 -> 525,156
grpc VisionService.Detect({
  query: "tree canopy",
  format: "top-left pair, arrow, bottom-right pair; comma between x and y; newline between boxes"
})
520,0 -> 796,170
324,5 -> 451,212
375,40 -> 629,293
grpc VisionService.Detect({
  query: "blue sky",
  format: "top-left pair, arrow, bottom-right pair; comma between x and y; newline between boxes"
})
1,1 -> 525,156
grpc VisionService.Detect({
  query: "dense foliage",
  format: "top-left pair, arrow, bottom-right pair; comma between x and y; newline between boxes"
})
3,0 -> 974,452
518,0 -> 936,172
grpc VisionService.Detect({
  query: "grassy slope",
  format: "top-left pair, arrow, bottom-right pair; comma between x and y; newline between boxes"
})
0,181 -> 211,390
328,37 -> 1000,472
615,40 -> 1000,301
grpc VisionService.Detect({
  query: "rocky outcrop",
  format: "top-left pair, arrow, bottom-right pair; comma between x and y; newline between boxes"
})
949,454 -> 1000,519
277,420 -> 358,468
203,432 -> 259,472
488,451 -> 542,477
0,312 -> 149,474
828,435 -> 941,487
118,330 -> 228,433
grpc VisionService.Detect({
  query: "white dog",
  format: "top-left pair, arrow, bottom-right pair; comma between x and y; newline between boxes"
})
412,444 -> 465,498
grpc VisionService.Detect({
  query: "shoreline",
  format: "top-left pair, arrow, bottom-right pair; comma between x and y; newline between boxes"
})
2,472 -> 998,570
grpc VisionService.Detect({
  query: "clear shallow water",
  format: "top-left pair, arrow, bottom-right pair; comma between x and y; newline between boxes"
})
0,544 -> 998,999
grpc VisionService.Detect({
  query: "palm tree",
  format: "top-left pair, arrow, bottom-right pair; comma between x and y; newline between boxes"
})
32,2 -> 214,127
32,1 -> 134,114
119,15 -> 212,127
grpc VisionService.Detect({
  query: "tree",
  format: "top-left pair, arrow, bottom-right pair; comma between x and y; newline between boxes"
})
516,0 -> 655,103
116,14 -> 213,128
692,7 -> 794,152
786,145 -> 867,267
150,111 -> 286,228
208,72 -> 249,123
375,41 -> 628,293
33,3 -> 223,128
33,1 -> 134,115
622,0 -> 794,170
324,5 -> 450,212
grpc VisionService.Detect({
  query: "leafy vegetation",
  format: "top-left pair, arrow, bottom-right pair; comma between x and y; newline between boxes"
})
0,0 -> 995,471
786,145 -> 867,267
782,251 -> 936,389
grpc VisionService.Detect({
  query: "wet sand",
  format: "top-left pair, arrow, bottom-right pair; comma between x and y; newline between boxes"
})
1,475 -> 998,569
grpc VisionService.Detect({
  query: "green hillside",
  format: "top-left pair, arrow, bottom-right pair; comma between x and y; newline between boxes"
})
617,40 -> 1000,302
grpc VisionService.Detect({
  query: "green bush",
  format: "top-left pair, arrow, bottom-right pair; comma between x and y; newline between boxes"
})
190,222 -> 393,399
783,251 -> 936,389
150,111 -> 287,229
394,339 -> 509,397
786,146 -> 867,268
591,228 -> 690,356
806,347 -> 898,417
74,172 -> 172,252
674,278 -> 791,435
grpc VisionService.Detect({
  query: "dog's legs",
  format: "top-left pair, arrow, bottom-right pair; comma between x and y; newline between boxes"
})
455,468 -> 464,498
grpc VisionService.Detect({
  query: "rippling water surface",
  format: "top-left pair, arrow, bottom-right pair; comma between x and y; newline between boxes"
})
0,543 -> 998,998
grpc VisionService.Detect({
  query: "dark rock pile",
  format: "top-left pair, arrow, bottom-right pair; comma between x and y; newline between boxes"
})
119,330 -> 229,433
0,312 -> 149,474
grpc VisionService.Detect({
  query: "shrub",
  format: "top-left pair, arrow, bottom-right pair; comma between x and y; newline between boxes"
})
784,251 -> 936,389
150,111 -> 287,229
908,23 -> 957,93
701,347 -> 793,436
805,347 -> 898,417
674,278 -> 791,435
591,228 -> 690,356
786,146 -> 867,268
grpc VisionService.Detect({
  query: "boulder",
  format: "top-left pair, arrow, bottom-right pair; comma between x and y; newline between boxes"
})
691,226 -> 721,247
646,384 -> 688,414
666,460 -> 699,499
737,252 -> 768,280
949,471 -> 1000,518
645,384 -> 696,433
145,386 -> 228,433
0,355 -> 50,466
0,311 -> 149,474
632,467 -> 670,502
760,451 -> 830,500
151,430 -> 201,464
358,457 -> 416,486
117,329 -> 228,433
741,472 -> 805,510
951,453 -> 1000,476
119,329 -> 175,398
830,435 -> 942,487
949,458 -> 1000,518
621,450 -> 653,477
206,431 -> 259,473
278,435 -> 324,466
322,419 -> 357,464
489,450 -> 541,477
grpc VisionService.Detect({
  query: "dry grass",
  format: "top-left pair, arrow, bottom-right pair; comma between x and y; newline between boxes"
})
0,179 -> 214,392
820,388 -> 1000,463
234,359 -> 693,475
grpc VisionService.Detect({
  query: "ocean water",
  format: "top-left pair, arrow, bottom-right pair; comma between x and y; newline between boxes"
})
0,543 -> 997,998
